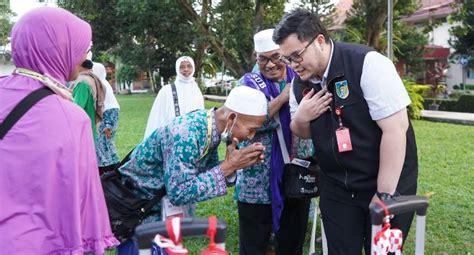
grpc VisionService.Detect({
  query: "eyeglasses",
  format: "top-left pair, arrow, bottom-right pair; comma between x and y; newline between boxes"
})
279,35 -> 318,65
256,54 -> 282,65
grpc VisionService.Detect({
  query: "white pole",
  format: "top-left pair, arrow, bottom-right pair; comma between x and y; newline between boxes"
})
387,0 -> 394,61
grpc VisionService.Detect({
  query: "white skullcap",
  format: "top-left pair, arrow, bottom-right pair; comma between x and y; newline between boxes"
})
225,86 -> 267,116
254,29 -> 279,53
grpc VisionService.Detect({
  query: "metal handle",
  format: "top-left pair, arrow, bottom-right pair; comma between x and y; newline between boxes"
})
134,217 -> 227,249
370,195 -> 429,225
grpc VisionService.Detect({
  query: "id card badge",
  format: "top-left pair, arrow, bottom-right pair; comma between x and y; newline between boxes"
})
335,127 -> 353,152
161,196 -> 185,220
291,158 -> 311,168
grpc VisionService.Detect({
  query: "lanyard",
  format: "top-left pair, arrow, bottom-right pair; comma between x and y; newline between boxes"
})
198,109 -> 213,160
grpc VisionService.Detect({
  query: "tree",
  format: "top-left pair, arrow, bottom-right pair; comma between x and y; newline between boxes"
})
177,0 -> 286,77
343,0 -> 427,76
57,0 -> 120,54
60,0 -> 287,83
0,1 -> 14,63
345,0 -> 419,51
449,0 -> 474,65
295,0 -> 337,29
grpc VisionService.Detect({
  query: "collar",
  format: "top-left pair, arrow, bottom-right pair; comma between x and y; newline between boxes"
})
325,42 -> 347,86
309,40 -> 334,87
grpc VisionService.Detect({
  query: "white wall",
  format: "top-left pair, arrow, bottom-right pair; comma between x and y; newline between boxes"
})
428,21 -> 455,48
446,63 -> 463,88
0,62 -> 15,76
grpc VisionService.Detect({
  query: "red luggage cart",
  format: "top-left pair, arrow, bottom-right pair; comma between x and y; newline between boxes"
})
134,216 -> 228,255
370,195 -> 429,255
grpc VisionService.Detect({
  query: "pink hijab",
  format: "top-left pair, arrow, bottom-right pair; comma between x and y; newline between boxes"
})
0,7 -> 119,254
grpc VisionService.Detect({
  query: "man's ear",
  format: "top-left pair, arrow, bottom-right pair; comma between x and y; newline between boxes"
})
316,34 -> 326,45
227,112 -> 237,123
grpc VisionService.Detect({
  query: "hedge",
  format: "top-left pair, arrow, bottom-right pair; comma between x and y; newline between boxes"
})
423,94 -> 474,113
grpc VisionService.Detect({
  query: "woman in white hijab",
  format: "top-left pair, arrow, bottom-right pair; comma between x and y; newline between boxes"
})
144,56 -> 204,138
93,62 -> 121,174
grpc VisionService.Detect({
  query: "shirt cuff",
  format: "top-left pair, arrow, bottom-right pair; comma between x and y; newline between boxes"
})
210,165 -> 227,196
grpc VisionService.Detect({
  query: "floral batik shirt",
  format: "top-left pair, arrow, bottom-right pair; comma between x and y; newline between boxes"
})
234,117 -> 279,204
118,109 -> 225,222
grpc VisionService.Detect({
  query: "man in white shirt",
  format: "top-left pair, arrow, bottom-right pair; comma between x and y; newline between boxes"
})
273,8 -> 418,255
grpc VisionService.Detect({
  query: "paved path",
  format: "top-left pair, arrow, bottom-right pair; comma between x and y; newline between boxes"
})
204,94 -> 226,103
421,110 -> 474,125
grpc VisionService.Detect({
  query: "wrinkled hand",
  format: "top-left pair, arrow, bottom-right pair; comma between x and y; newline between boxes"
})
294,88 -> 332,124
220,138 -> 265,176
279,83 -> 291,103
103,128 -> 112,139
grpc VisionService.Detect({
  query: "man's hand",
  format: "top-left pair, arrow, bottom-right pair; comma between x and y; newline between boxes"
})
220,138 -> 265,176
278,83 -> 291,104
103,128 -> 112,139
269,83 -> 292,118
294,88 -> 332,124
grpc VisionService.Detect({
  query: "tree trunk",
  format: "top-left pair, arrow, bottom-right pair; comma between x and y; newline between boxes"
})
177,0 -> 246,77
193,0 -> 210,79
364,0 -> 399,51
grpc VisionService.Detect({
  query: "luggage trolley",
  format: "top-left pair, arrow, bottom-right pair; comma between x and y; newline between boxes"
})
135,217 -> 227,255
370,195 -> 429,255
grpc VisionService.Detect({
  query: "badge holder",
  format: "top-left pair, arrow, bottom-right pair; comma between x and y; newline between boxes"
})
334,106 -> 353,152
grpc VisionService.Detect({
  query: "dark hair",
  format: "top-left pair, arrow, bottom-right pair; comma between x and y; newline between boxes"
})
81,59 -> 94,69
273,8 -> 331,44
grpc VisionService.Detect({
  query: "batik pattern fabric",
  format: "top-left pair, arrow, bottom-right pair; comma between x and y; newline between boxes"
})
118,109 -> 225,223
96,108 -> 120,167
234,118 -> 278,204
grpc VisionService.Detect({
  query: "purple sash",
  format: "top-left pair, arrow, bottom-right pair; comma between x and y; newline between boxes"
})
241,66 -> 296,232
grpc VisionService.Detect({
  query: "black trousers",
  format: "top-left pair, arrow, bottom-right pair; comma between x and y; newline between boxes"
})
238,198 -> 311,255
319,183 -> 417,255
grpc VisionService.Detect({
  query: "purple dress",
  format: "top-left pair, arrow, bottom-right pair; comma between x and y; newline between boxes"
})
0,7 -> 118,254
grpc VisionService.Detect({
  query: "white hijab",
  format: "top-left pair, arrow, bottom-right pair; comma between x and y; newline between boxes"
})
144,56 -> 205,139
92,62 -> 120,111
175,56 -> 196,84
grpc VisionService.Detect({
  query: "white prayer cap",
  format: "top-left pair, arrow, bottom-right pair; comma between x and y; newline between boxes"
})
225,86 -> 267,116
254,29 -> 279,53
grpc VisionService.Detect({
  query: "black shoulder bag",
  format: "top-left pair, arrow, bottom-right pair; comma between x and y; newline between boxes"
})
0,87 -> 53,140
274,115 -> 320,199
101,149 -> 167,243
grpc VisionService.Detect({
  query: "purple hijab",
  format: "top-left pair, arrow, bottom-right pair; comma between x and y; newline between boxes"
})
241,66 -> 296,232
0,7 -> 118,254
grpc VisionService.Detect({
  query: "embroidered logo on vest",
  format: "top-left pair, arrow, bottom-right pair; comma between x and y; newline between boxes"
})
335,80 -> 349,99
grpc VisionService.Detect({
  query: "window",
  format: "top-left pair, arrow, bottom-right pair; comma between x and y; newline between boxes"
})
467,68 -> 474,79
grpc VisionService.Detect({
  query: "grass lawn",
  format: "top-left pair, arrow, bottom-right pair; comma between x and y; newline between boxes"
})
115,94 -> 473,254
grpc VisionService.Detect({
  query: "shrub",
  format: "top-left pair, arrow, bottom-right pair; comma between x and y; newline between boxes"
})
423,98 -> 458,111
403,79 -> 428,119
423,95 -> 474,113
455,95 -> 474,113
465,84 -> 474,90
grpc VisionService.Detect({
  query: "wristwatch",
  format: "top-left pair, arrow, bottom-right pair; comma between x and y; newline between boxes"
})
376,191 -> 394,201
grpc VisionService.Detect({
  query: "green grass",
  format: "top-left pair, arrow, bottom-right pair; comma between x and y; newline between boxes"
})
115,94 -> 474,254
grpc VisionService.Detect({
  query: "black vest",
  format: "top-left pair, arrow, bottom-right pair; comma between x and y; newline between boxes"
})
294,42 -> 418,194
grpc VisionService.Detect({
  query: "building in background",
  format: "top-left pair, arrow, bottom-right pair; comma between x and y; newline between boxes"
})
403,0 -> 472,89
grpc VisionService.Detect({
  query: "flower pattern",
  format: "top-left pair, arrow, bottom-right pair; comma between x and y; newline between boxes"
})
118,109 -> 224,222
